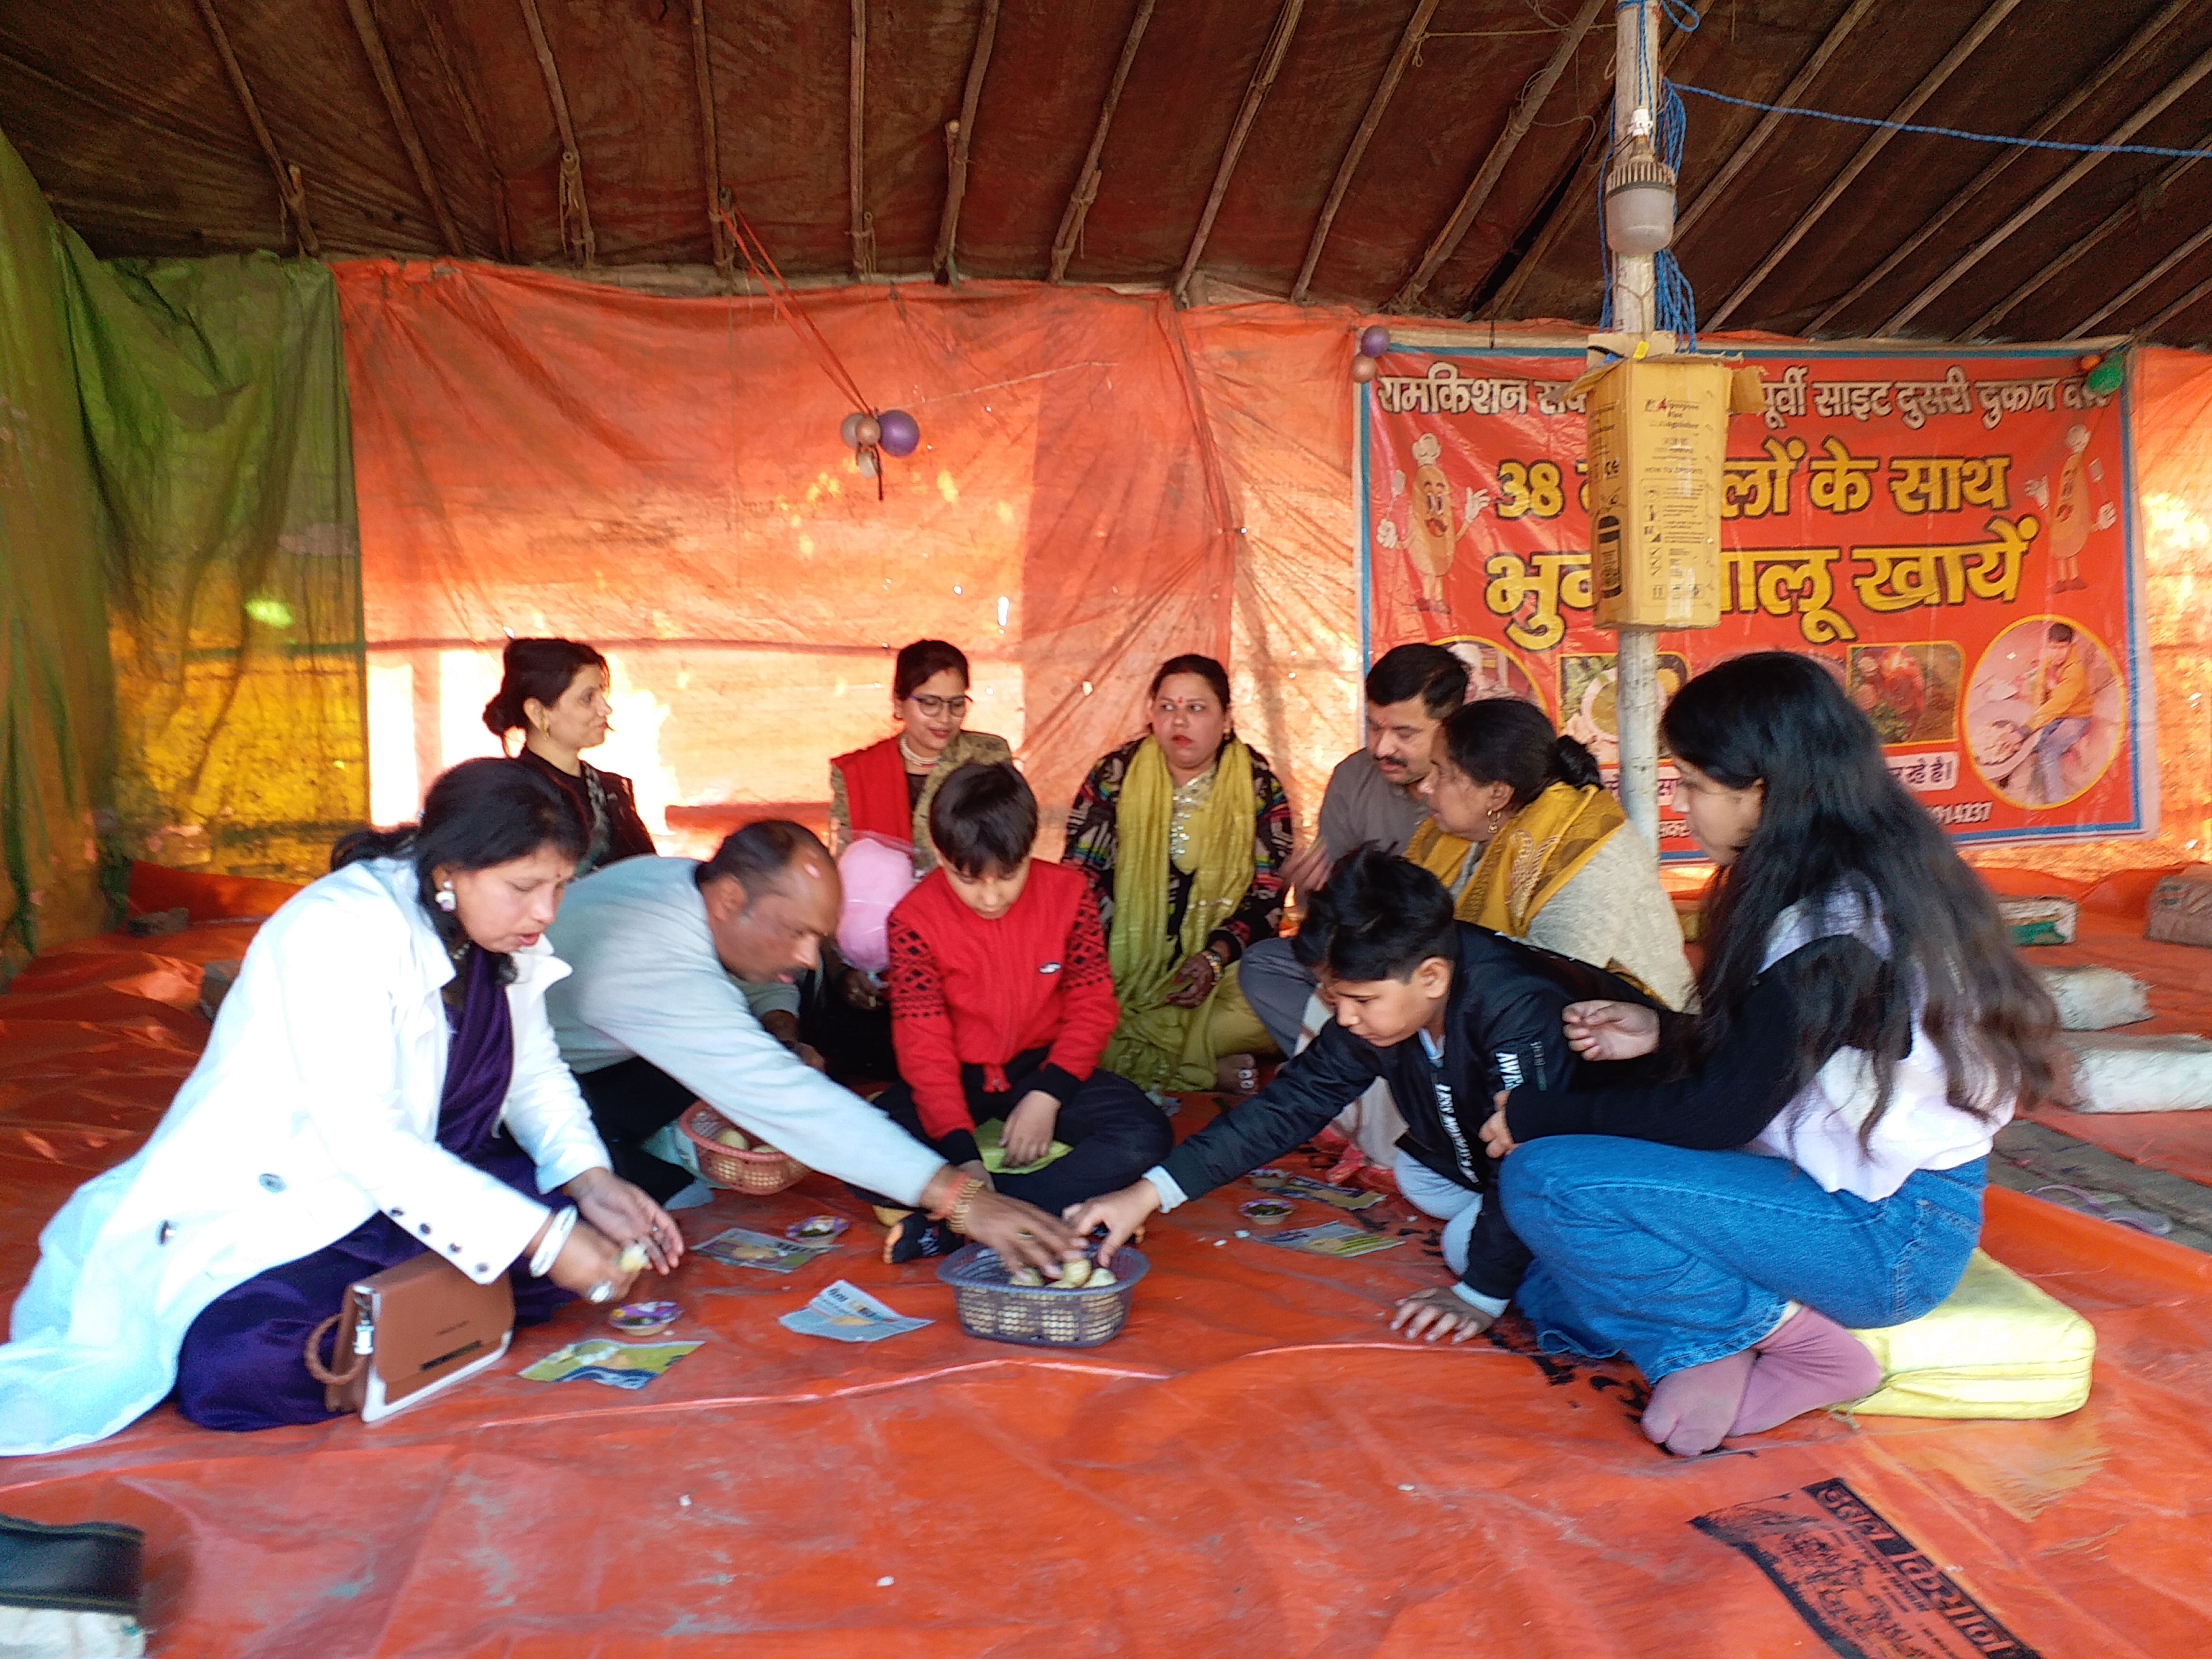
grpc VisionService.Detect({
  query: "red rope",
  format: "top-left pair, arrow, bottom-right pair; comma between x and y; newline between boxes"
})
716,204 -> 874,415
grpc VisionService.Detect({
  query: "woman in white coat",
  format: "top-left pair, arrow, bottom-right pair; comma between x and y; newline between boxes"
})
0,759 -> 682,1454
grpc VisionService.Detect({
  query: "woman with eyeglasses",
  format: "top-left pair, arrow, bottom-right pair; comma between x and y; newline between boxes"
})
816,641 -> 1015,1076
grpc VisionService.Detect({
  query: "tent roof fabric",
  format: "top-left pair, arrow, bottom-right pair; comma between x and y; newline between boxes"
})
5,0 -> 2212,344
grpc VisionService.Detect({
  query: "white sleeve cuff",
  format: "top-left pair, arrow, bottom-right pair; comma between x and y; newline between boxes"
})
1451,1282 -> 1509,1317
1142,1165 -> 1189,1213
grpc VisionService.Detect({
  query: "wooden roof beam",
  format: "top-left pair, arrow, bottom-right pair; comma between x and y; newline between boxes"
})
2065,216 -> 2212,338
2133,254 -> 2212,339
1881,38 -> 2212,333
690,0 -> 731,279
850,0 -> 873,279
188,0 -> 318,254
1970,129 -> 2212,335
1703,0 -> 2023,331
934,0 -> 1002,285
516,0 -> 593,266
1674,0 -> 1879,245
1172,0 -> 1307,306
345,0 -> 466,256
1808,0 -> 2192,334
1048,0 -> 1156,283
1290,0 -> 1440,304
1390,0 -> 1607,314
412,0 -> 512,260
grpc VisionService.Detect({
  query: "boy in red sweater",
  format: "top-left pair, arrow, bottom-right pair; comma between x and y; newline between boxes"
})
871,762 -> 1173,1261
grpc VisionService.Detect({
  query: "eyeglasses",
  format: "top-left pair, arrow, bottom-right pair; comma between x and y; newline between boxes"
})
907,695 -> 971,717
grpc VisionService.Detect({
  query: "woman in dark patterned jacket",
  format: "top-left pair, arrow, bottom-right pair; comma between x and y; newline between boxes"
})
1061,655 -> 1291,1098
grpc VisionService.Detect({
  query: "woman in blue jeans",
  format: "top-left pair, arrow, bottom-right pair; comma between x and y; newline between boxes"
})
1477,653 -> 2061,1456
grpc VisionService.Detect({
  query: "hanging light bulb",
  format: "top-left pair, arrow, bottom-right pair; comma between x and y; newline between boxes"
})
1604,122 -> 1678,258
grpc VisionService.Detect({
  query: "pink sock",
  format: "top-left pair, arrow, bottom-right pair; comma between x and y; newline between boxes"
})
1640,1349 -> 1757,1457
1729,1307 -> 1883,1437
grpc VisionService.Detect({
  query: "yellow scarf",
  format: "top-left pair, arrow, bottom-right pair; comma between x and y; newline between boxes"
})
1406,781 -> 1623,935
1103,736 -> 1256,1092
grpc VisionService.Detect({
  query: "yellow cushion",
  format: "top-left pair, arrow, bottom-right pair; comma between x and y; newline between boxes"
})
1846,1250 -> 2095,1420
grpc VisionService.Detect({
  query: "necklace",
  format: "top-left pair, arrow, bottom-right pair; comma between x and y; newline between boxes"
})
898,734 -> 938,773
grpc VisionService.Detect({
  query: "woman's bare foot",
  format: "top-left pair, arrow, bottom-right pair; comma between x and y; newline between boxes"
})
1729,1307 -> 1882,1437
1641,1349 -> 1757,1456
1214,1052 -> 1259,1097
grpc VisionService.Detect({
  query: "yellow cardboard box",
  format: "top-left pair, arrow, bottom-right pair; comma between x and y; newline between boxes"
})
1584,354 -> 1740,630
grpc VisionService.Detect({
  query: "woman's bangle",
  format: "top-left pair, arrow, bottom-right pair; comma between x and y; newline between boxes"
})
928,1174 -> 985,1228
529,1206 -> 578,1278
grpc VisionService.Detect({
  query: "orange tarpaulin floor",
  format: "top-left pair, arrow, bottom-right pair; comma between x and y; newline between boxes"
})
4,921 -> 2211,1656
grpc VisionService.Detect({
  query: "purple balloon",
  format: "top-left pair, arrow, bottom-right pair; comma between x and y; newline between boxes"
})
1358,325 -> 1390,359
877,409 -> 921,458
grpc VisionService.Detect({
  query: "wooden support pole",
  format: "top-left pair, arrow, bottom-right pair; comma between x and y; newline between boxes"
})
1883,39 -> 2212,333
411,0 -> 512,260
1703,0 -> 2022,331
850,0 -> 874,279
2066,218 -> 2212,338
1390,0 -> 1605,314
1674,0 -> 1878,245
1969,131 -> 2212,335
1172,0 -> 1306,306
934,0 -> 1002,285
1291,0 -> 1439,303
691,0 -> 732,279
516,0 -> 594,266
189,0 -> 318,253
346,0 -> 466,256
1809,0 -> 2192,334
1049,0 -> 1155,283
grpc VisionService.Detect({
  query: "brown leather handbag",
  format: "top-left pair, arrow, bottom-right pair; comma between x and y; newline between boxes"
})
305,1254 -> 515,1422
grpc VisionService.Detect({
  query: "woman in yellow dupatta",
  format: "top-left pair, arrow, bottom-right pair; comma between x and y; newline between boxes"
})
1062,656 -> 1292,1097
1411,697 -> 1694,1010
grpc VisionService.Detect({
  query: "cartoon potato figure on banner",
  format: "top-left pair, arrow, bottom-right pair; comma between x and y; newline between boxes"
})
1408,433 -> 1455,605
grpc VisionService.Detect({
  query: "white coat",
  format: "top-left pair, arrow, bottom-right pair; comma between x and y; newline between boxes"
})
0,857 -> 610,1456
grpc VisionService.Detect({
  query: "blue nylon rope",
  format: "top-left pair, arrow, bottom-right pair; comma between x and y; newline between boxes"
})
1674,82 -> 2212,161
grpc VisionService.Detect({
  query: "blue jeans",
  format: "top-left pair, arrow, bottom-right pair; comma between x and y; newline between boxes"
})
1500,1137 -> 1984,1382
2030,716 -> 2089,804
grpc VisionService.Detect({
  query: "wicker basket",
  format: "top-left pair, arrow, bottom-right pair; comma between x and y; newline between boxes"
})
677,1103 -> 808,1195
936,1244 -> 1148,1349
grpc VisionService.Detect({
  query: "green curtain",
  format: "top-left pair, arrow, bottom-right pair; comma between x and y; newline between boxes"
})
0,132 -> 113,977
55,232 -> 365,881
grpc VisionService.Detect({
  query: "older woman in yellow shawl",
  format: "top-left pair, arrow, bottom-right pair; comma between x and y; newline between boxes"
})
1412,698 -> 1693,1009
1062,656 -> 1291,1097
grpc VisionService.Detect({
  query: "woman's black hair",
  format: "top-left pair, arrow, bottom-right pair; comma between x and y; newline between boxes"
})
1148,653 -> 1231,708
1437,697 -> 1600,808
483,638 -> 607,739
895,639 -> 971,702
1663,651 -> 2059,1141
1292,849 -> 1457,982
1365,643 -> 1468,719
332,758 -> 586,963
929,762 -> 1038,878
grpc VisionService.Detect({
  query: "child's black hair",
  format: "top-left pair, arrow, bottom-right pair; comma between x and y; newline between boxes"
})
1292,848 -> 1458,982
928,761 -> 1038,878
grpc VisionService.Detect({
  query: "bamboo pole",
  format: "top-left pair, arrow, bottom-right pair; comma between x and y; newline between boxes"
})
691,0 -> 732,279
346,0 -> 466,256
412,0 -> 513,260
1291,0 -> 1439,303
934,0 -> 1002,285
1390,0 -> 1606,313
516,0 -> 594,265
1172,0 -> 1306,306
850,0 -> 874,279
189,0 -> 318,253
1049,0 -> 1156,283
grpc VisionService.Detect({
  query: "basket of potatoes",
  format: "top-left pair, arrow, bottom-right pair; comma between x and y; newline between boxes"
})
678,1103 -> 809,1195
936,1242 -> 1148,1348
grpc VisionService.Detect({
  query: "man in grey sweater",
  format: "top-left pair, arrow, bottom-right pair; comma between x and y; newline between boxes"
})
1240,643 -> 1467,1053
545,821 -> 1073,1273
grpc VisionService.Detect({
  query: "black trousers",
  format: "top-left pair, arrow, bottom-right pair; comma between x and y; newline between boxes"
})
859,1047 -> 1174,1217
572,1057 -> 702,1202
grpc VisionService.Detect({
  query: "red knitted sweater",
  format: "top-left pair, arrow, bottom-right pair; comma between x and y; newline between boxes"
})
885,860 -> 1121,1141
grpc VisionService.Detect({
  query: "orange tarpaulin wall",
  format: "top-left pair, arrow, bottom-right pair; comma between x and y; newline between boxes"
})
337,261 -> 2212,877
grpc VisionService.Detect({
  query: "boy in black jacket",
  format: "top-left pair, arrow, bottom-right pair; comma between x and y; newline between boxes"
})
1067,851 -> 1655,1341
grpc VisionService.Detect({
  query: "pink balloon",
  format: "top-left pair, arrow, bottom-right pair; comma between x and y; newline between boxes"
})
877,409 -> 921,458
839,411 -> 865,448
